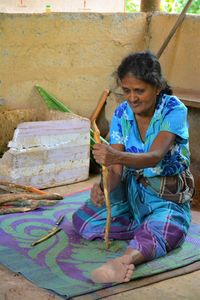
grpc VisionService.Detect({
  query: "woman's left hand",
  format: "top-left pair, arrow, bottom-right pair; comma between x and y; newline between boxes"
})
92,144 -> 118,166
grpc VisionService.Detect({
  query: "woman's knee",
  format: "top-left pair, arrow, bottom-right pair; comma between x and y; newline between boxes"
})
72,201 -> 106,240
128,223 -> 167,260
72,207 -> 83,235
127,220 -> 188,261
164,222 -> 187,251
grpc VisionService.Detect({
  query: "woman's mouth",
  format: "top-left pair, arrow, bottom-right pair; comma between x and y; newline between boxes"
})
130,101 -> 140,108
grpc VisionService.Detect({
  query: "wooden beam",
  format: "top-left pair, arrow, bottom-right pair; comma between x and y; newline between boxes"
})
173,87 -> 200,109
157,0 -> 193,58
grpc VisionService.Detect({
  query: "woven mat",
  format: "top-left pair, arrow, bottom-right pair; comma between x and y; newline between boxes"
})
0,188 -> 200,299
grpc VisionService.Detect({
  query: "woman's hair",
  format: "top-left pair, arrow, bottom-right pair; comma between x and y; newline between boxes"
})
117,51 -> 172,95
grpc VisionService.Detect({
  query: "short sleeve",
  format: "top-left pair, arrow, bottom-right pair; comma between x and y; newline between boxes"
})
109,106 -> 124,145
160,96 -> 189,143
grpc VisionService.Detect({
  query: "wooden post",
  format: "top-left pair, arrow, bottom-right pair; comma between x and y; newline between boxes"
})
140,0 -> 160,12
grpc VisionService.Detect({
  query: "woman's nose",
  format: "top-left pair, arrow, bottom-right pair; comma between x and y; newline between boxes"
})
128,90 -> 137,102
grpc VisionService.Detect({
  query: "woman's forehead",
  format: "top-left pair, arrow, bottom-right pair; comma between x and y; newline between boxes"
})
121,75 -> 148,87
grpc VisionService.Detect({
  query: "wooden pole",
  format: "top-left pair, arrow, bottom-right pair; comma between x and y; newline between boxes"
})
90,89 -> 110,122
140,0 -> 160,12
124,0 -> 126,14
157,0 -> 193,58
92,120 -> 111,249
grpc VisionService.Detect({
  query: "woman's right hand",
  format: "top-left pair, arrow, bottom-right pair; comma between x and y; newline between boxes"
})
90,183 -> 105,207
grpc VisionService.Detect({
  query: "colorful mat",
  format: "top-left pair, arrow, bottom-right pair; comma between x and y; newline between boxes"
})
0,188 -> 200,299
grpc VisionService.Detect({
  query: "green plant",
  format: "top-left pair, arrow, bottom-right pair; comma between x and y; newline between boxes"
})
161,0 -> 200,14
125,0 -> 140,12
125,0 -> 200,14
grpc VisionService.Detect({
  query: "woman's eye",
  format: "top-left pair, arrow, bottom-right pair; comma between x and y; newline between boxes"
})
122,88 -> 130,94
136,89 -> 144,95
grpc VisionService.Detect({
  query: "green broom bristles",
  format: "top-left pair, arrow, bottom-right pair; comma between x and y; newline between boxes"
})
35,85 -> 108,147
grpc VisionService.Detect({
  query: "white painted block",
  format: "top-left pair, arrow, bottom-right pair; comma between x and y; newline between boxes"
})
0,114 -> 90,188
8,118 -> 89,149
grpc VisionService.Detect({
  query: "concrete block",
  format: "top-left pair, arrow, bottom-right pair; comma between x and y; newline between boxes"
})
0,114 -> 90,188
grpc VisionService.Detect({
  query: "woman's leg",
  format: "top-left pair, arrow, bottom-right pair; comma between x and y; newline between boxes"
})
91,248 -> 145,283
91,184 -> 191,283
72,182 -> 141,283
126,187 -> 191,260
72,183 -> 135,240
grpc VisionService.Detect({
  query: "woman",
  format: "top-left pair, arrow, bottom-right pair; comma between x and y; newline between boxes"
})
72,51 -> 195,284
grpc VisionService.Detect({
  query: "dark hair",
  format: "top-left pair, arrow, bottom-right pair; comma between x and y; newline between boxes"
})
117,51 -> 172,95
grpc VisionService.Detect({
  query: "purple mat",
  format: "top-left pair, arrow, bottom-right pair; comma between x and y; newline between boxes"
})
0,188 -> 200,299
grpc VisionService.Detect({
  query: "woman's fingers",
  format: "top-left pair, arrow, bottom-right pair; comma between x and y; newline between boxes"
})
93,144 -> 112,166
93,144 -> 119,166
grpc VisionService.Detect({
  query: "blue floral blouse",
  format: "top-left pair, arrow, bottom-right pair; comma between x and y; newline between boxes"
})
110,94 -> 190,177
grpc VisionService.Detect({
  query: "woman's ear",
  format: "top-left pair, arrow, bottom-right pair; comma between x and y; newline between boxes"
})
156,88 -> 162,95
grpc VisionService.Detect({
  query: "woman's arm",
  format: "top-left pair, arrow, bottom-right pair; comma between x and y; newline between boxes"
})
105,144 -> 124,192
92,131 -> 176,169
90,144 -> 124,207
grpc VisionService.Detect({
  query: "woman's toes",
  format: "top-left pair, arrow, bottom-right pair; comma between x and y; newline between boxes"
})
124,269 -> 133,282
127,269 -> 134,277
128,263 -> 135,271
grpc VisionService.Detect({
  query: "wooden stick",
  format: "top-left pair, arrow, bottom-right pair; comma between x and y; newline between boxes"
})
4,199 -> 60,207
157,0 -> 193,58
0,204 -> 39,215
92,120 -> 111,249
90,89 -> 110,122
0,181 -> 47,195
31,227 -> 61,247
0,193 -> 63,205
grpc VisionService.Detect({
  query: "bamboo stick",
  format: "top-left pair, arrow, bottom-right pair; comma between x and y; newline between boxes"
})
0,181 -> 47,195
0,193 -> 63,205
92,120 -> 111,249
31,227 -> 61,247
0,204 -> 39,215
4,199 -> 60,207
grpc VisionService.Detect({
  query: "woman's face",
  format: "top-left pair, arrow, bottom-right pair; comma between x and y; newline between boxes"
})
121,74 -> 160,117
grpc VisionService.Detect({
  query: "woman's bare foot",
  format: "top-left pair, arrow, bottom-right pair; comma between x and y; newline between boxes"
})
91,255 -> 135,283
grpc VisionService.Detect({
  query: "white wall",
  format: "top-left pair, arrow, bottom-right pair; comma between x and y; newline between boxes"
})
0,0 -> 125,13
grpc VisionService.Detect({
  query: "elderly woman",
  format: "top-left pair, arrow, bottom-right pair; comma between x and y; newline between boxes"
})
72,51 -> 194,284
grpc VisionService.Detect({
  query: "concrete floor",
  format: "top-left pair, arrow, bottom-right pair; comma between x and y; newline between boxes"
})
0,174 -> 200,300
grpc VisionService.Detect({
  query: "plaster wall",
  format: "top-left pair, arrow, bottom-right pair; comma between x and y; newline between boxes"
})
0,13 -> 146,117
148,13 -> 200,91
1,13 -> 200,118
